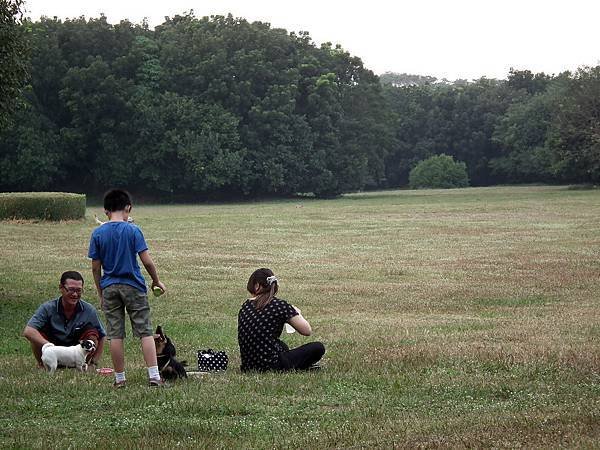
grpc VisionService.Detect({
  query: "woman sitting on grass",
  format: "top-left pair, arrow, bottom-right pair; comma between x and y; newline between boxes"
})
238,268 -> 325,372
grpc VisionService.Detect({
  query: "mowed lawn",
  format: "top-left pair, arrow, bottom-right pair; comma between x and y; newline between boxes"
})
0,185 -> 599,449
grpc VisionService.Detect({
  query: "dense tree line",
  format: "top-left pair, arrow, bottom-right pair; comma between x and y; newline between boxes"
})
1,12 -> 599,198
0,13 -> 392,198
381,68 -> 600,187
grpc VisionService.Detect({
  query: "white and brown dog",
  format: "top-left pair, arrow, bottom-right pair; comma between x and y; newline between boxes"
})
41,340 -> 97,374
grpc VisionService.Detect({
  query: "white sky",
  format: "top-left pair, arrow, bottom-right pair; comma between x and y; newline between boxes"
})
23,0 -> 600,81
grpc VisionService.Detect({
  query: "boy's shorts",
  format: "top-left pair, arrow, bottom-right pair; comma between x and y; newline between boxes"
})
102,284 -> 153,339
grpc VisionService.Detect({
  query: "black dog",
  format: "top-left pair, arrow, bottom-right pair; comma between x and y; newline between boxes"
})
154,326 -> 187,380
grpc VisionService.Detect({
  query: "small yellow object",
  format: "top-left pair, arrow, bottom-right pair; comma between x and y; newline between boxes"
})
152,286 -> 164,297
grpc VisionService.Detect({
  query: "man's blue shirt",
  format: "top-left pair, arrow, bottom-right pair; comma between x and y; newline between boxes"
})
88,221 -> 148,293
27,297 -> 106,345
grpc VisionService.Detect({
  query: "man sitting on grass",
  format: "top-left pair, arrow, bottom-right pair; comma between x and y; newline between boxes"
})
23,271 -> 106,369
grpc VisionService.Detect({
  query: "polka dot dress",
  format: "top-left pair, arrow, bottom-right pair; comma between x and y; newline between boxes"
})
237,297 -> 298,371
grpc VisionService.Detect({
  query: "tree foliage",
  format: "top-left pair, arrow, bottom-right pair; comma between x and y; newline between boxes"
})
551,66 -> 600,182
0,13 -> 391,198
0,0 -> 28,130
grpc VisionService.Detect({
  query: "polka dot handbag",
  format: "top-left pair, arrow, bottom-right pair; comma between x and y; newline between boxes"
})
197,349 -> 228,372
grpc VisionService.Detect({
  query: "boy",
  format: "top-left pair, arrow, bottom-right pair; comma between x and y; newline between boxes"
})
89,189 -> 167,387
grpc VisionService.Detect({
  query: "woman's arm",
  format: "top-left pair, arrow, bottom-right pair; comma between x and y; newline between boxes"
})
288,306 -> 312,336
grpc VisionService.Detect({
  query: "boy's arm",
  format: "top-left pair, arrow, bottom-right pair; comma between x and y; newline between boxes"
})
91,259 -> 103,306
139,250 -> 166,293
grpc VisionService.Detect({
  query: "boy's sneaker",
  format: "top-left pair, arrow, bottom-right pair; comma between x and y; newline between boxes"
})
148,378 -> 167,387
113,380 -> 126,388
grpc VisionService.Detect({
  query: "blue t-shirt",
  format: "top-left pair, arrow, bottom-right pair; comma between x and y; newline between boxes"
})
88,221 -> 148,293
27,297 -> 106,345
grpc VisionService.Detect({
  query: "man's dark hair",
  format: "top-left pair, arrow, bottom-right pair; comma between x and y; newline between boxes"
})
60,271 -> 84,285
103,189 -> 132,212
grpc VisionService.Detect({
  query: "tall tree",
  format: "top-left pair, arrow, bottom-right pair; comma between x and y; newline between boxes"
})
490,75 -> 566,183
550,67 -> 600,182
0,0 -> 28,131
507,68 -> 551,96
0,87 -> 62,191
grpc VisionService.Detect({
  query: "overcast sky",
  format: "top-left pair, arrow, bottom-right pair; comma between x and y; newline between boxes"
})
23,0 -> 600,81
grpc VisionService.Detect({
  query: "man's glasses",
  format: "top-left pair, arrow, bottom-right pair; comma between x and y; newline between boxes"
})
62,286 -> 83,294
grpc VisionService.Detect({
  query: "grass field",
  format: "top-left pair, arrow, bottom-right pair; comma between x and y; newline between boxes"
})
0,185 -> 599,449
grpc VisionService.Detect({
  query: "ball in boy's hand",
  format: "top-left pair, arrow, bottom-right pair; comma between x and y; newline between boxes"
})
152,286 -> 164,297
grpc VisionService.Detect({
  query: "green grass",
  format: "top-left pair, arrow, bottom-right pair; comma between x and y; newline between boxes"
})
0,185 -> 599,448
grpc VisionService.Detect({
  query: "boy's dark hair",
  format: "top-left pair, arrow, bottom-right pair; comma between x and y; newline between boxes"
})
247,268 -> 278,310
60,271 -> 84,285
103,189 -> 132,212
